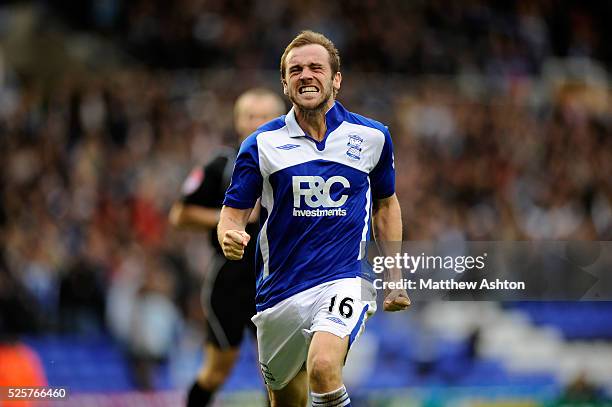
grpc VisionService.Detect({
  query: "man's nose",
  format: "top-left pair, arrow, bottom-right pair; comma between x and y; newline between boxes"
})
299,68 -> 313,81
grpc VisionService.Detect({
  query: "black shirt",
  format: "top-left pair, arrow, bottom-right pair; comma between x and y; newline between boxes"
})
181,146 -> 259,257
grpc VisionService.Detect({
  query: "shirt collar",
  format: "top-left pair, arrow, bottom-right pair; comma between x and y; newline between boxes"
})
285,101 -> 346,138
285,107 -> 304,138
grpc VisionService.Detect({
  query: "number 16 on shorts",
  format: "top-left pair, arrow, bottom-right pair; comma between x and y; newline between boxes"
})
328,295 -> 354,318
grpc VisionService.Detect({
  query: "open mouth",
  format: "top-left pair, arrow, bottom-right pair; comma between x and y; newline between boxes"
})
299,86 -> 319,94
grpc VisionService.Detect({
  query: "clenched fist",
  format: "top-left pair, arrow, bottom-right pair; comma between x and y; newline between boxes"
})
383,288 -> 411,312
221,230 -> 251,260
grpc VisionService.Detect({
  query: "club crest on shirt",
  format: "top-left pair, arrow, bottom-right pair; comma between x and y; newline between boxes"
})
346,133 -> 363,160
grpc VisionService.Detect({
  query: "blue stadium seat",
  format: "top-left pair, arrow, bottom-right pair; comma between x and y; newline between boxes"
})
509,301 -> 612,339
23,334 -> 133,392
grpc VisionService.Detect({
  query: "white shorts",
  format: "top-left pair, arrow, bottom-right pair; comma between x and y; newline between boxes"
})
251,277 -> 376,390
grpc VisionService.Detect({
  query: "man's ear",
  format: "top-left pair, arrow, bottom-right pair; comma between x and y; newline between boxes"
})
282,80 -> 288,95
333,72 -> 342,93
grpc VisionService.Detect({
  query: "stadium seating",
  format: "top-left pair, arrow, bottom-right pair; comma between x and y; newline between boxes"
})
23,334 -> 134,392
510,302 -> 612,339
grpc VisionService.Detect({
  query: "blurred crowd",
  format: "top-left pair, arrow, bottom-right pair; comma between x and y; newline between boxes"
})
50,0 -> 612,73
394,76 -> 611,241
0,0 -> 611,389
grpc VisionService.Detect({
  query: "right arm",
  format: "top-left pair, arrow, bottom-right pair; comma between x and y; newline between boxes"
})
168,202 -> 219,230
219,133 -> 262,260
169,198 -> 260,231
169,164 -> 220,231
217,205 -> 253,260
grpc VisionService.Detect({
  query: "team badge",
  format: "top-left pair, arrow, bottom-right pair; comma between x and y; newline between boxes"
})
346,134 -> 363,160
181,167 -> 204,194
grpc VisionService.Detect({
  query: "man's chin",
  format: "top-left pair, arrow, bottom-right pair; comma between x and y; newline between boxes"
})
293,96 -> 329,114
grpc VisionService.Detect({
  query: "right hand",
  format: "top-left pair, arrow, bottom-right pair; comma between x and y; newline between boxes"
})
221,230 -> 251,260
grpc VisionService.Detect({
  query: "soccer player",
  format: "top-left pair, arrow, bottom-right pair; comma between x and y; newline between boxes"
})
218,31 -> 410,407
169,88 -> 285,407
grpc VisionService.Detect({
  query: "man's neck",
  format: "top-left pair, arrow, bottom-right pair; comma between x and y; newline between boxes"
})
294,100 -> 334,141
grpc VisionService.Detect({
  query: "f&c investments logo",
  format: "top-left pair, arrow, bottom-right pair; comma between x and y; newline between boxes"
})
292,175 -> 349,217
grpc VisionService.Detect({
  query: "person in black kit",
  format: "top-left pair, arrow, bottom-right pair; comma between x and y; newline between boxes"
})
169,88 -> 285,406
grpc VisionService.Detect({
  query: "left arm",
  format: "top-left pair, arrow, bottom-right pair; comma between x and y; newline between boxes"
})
372,193 -> 411,312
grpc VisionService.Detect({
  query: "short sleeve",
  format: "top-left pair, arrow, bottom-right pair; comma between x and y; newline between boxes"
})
181,159 -> 224,207
369,127 -> 396,200
223,134 -> 263,209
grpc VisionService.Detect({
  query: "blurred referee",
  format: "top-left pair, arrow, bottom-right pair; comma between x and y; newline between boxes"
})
169,88 -> 285,407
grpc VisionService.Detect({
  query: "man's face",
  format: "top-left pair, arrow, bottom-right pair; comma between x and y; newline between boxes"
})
282,44 -> 341,112
235,94 -> 283,141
